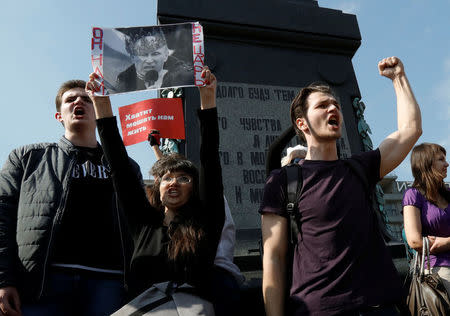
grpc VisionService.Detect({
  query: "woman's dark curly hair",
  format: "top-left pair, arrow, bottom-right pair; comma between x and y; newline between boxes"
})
146,154 -> 208,275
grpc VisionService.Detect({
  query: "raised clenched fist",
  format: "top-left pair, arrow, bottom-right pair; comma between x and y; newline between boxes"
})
378,56 -> 405,80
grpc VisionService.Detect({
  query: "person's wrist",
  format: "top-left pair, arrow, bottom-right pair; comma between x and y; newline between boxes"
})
93,96 -> 111,106
200,95 -> 216,109
391,69 -> 406,80
93,98 -> 113,118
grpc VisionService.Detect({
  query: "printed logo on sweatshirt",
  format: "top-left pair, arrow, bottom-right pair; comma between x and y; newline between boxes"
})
72,160 -> 109,179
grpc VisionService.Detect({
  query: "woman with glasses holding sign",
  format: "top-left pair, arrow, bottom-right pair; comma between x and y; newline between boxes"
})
86,68 -> 225,309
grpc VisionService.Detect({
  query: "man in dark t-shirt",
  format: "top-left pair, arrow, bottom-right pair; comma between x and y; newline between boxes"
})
260,57 -> 422,315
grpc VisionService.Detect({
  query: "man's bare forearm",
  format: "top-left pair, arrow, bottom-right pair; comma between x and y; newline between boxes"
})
393,74 -> 421,139
151,145 -> 164,161
378,57 -> 422,177
263,256 -> 286,316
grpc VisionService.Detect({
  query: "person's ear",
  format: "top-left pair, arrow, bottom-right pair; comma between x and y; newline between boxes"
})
296,117 -> 308,133
55,112 -> 63,122
55,112 -> 65,127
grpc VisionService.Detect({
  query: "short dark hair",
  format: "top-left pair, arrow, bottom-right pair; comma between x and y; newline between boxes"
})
55,80 -> 86,112
290,82 -> 337,143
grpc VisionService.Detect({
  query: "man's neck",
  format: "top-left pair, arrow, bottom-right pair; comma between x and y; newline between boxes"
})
305,141 -> 338,161
64,131 -> 97,148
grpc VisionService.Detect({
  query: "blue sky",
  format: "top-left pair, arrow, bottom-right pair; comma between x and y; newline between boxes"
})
324,0 -> 450,182
0,0 -> 449,181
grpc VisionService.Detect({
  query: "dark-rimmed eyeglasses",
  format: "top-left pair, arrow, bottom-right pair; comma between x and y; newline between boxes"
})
160,175 -> 192,185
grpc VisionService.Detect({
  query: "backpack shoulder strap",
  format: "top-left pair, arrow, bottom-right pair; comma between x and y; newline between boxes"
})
258,164 -> 302,260
286,164 -> 301,210
284,164 -> 303,244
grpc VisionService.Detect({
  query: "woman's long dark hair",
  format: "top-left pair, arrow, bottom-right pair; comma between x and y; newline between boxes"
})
146,154 -> 208,273
411,143 -> 450,205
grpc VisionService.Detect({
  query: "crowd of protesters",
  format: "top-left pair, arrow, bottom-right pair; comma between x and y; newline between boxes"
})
0,19 -> 449,316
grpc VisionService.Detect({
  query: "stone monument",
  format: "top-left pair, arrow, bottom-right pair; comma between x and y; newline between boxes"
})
158,0 -> 364,267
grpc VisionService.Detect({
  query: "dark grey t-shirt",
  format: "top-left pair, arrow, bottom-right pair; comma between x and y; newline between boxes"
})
259,149 -> 401,315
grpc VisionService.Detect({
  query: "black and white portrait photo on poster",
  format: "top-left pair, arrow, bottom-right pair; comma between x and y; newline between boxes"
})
90,22 -> 204,95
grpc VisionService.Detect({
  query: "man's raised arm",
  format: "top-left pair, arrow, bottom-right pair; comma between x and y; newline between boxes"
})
378,56 -> 422,178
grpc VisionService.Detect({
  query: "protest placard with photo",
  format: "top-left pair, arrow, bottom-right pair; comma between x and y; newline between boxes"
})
91,22 -> 204,95
118,98 -> 185,146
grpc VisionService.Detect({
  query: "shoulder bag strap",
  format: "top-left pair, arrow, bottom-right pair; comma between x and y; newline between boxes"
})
420,237 -> 431,278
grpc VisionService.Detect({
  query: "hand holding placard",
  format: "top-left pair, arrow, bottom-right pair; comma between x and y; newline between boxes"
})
148,130 -> 161,146
86,73 -> 113,119
199,66 -> 217,110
